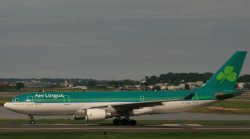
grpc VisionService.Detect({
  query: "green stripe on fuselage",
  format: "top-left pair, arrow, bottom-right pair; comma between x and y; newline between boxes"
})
14,90 -> 216,103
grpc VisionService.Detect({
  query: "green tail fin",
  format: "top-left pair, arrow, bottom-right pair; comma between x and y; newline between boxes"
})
201,51 -> 247,92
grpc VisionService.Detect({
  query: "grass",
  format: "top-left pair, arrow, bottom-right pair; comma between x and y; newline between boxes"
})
0,97 -> 10,106
1,120 -> 250,139
190,99 -> 250,114
212,100 -> 250,108
0,132 -> 250,139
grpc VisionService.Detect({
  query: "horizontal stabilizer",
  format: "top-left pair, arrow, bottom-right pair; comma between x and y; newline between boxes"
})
215,91 -> 242,100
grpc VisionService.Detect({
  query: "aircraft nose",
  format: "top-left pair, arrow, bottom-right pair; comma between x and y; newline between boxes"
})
4,102 -> 8,108
4,102 -> 11,110
4,102 -> 24,113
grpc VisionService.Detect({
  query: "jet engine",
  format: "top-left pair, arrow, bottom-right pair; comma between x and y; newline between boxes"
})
85,109 -> 112,121
73,115 -> 85,120
73,108 -> 86,120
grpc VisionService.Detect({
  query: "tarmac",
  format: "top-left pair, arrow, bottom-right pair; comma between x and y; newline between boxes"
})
1,123 -> 250,132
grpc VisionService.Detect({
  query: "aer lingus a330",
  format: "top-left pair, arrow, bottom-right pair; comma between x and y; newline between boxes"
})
4,51 -> 247,126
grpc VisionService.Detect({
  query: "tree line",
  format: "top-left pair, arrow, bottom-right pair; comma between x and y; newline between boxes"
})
0,73 -> 250,91
73,73 -> 250,88
145,72 -> 250,85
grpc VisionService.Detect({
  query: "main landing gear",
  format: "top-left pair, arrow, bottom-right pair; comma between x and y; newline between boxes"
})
113,117 -> 137,126
29,115 -> 36,125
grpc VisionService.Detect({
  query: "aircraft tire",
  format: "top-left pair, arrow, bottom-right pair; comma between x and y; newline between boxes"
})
129,120 -> 136,126
113,118 -> 120,125
121,119 -> 129,125
29,120 -> 35,125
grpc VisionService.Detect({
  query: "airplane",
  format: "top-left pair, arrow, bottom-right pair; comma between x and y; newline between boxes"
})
4,51 -> 247,126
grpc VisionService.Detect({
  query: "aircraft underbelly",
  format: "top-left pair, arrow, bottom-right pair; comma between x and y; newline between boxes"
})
9,103 -> 82,115
151,100 -> 217,114
8,102 -> 124,115
6,100 -> 217,115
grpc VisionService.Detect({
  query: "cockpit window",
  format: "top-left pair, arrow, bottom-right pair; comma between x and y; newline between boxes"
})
9,98 -> 19,102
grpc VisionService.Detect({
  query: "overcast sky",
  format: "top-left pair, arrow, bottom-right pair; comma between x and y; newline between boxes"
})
0,0 -> 249,80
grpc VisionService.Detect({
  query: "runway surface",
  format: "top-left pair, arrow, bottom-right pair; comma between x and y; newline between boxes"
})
1,123 -> 250,132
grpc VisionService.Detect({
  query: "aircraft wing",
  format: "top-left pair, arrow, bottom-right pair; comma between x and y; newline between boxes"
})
80,93 -> 195,111
108,100 -> 175,111
110,93 -> 195,111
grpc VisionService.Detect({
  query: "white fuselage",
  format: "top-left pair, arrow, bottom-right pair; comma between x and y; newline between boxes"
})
4,100 -> 217,116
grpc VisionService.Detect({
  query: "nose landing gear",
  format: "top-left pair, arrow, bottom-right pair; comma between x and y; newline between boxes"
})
29,115 -> 35,125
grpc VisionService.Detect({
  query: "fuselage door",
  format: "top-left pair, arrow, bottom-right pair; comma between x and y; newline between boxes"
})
140,96 -> 144,102
64,95 -> 70,103
27,96 -> 33,102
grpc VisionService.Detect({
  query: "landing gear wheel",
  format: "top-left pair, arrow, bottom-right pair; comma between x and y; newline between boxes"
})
29,120 -> 35,125
129,120 -> 137,126
113,118 -> 120,125
121,119 -> 129,125
28,115 -> 35,125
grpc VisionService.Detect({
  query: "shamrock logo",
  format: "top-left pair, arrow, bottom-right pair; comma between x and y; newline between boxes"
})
216,66 -> 237,84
